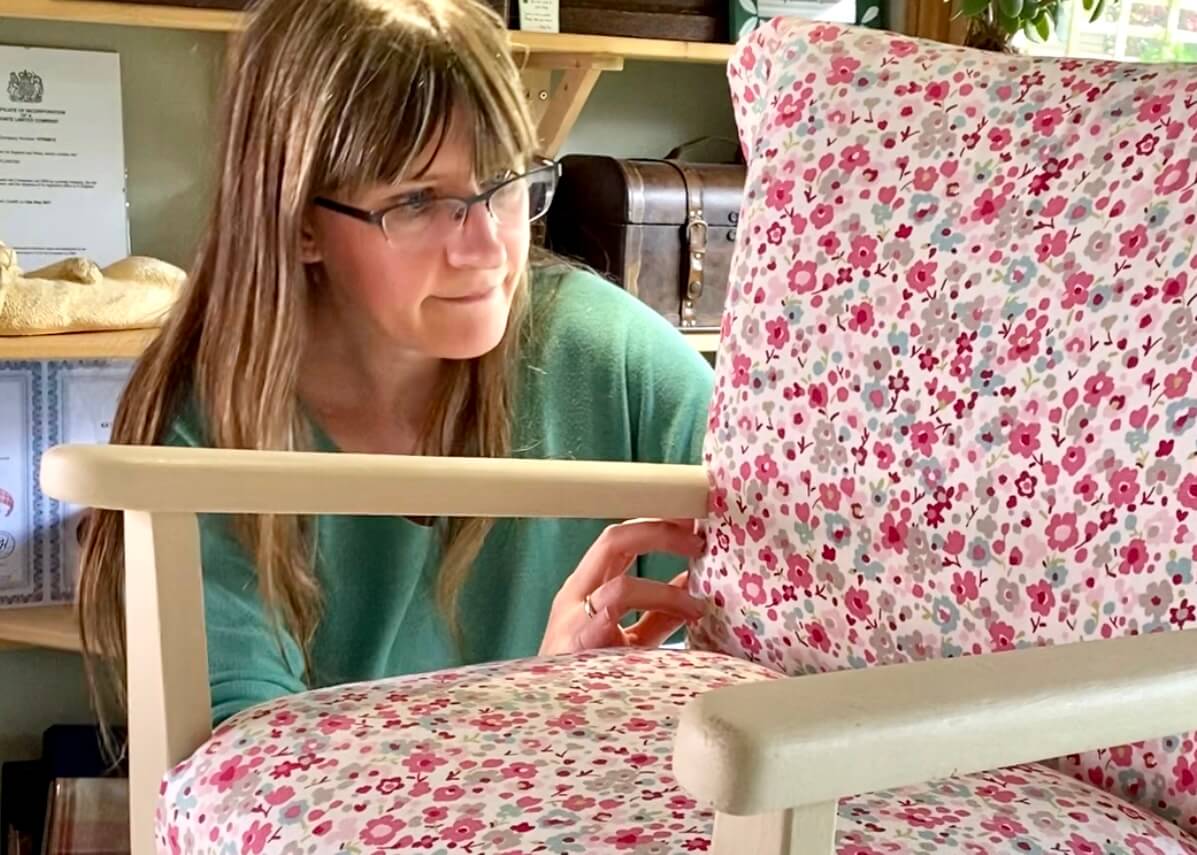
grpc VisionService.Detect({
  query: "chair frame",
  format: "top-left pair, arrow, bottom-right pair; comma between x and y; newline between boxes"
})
41,444 -> 1197,855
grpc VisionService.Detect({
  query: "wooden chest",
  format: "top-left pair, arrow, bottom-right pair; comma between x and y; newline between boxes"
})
545,155 -> 745,330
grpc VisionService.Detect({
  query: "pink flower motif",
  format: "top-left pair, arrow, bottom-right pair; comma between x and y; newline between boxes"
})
361,817 -> 406,847
1163,272 -> 1188,301
880,512 -> 908,553
241,820 -> 273,855
731,354 -> 752,388
806,621 -> 832,653
874,442 -> 896,469
840,144 -> 869,172
845,587 -> 871,621
755,453 -> 779,483
827,55 -> 861,85
212,757 -> 249,793
1068,834 -> 1102,855
1075,475 -> 1099,502
971,188 -> 1006,224
264,786 -> 295,807
787,259 -> 819,294
1164,367 -> 1192,399
988,126 -> 1013,150
951,571 -> 980,604
819,482 -> 841,511
1083,372 -> 1114,406
766,178 -> 794,210
913,166 -> 938,191
910,421 -> 938,457
441,818 -> 485,844
1026,580 -> 1056,617
734,625 -> 762,655
811,203 -> 835,228
317,714 -> 353,734
1061,445 -> 1087,476
433,785 -> 465,802
1173,754 -> 1197,795
1108,467 -> 1141,507
1062,271 -> 1093,310
740,573 -> 767,607
403,751 -> 448,775
1119,538 -> 1149,575
1139,94 -> 1173,122
766,317 -> 790,348
502,762 -> 537,780
1179,474 -> 1197,510
847,301 -> 875,333
776,93 -> 803,129
906,260 -> 938,293
1032,106 -> 1064,135
989,620 -> 1016,651
1119,224 -> 1149,259
1156,158 -> 1190,195
787,553 -> 814,588
1007,322 -> 1041,363
981,816 -> 1028,838
1008,422 -> 1041,458
849,235 -> 878,269
1036,229 -> 1069,262
1047,512 -> 1080,551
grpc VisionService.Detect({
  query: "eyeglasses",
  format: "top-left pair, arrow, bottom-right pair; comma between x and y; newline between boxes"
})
313,158 -> 560,244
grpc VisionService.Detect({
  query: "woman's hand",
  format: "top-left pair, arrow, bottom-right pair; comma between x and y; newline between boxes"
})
539,519 -> 708,656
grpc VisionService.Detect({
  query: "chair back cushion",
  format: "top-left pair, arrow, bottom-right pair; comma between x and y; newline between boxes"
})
693,17 -> 1197,832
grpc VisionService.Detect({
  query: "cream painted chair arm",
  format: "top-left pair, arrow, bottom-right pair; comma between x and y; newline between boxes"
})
40,444 -> 709,518
675,629 -> 1197,823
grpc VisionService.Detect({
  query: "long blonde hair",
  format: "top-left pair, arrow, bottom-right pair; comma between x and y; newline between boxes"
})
78,0 -> 542,722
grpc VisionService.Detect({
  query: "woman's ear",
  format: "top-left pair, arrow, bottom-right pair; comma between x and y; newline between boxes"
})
299,208 -> 323,264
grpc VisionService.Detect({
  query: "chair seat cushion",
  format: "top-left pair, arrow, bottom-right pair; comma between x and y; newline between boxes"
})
158,648 -> 1196,854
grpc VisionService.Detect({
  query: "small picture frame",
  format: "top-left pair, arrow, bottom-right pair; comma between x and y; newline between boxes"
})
731,0 -> 886,42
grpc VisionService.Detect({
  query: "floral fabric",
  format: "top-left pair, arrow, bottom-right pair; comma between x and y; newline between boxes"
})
694,14 -> 1197,838
159,648 -> 1197,854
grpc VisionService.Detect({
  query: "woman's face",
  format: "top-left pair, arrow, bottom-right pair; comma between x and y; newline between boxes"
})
304,124 -> 530,360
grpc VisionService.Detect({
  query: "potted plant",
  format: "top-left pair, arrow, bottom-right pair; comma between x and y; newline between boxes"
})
957,0 -> 1106,51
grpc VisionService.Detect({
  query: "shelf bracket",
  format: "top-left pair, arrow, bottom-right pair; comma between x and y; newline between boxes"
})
519,53 -> 623,157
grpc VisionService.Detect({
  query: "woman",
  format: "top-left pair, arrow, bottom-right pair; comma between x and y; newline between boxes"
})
79,0 -> 713,726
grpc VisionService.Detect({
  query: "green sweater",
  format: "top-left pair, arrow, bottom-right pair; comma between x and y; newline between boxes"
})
165,269 -> 714,724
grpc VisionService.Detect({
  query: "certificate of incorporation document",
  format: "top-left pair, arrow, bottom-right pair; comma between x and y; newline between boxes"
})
0,45 -> 128,270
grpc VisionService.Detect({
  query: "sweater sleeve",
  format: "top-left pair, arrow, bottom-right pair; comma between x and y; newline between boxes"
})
163,412 -> 308,725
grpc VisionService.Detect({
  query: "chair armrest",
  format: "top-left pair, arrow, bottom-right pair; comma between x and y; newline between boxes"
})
674,630 -> 1197,816
40,444 -> 707,519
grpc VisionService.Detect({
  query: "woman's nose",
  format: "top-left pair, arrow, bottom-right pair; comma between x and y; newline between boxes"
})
444,201 -> 506,269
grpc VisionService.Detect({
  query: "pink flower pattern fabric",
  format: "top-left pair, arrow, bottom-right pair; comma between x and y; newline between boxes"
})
159,649 -> 1197,854
694,13 -> 1197,841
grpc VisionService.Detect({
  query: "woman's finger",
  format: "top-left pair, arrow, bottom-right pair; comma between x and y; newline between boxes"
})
589,574 -> 706,622
562,519 -> 705,598
622,610 -> 690,649
572,604 -> 625,651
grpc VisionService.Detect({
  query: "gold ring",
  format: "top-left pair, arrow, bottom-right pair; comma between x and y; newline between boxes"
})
583,594 -> 597,619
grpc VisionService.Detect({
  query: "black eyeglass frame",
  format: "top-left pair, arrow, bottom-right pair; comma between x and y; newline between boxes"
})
312,157 -> 561,237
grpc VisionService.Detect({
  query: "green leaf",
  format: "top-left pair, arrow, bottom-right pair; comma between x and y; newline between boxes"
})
1034,8 -> 1052,39
1090,0 -> 1106,21
962,0 -> 990,17
998,0 -> 1023,17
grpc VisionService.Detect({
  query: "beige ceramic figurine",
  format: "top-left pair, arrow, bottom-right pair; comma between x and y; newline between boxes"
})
0,242 -> 185,336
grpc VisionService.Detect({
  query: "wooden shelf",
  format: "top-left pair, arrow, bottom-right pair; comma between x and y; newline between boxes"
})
0,329 -> 156,360
0,1 -> 735,63
0,606 -> 81,652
